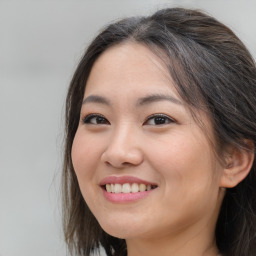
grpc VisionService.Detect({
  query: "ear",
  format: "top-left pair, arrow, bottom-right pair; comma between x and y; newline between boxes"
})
219,141 -> 254,188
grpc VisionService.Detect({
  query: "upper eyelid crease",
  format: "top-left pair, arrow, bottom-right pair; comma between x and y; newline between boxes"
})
82,113 -> 106,119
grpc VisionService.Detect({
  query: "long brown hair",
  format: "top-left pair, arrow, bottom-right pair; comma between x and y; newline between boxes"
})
62,8 -> 256,256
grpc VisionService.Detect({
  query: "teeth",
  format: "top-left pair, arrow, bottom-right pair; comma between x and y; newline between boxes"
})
106,184 -> 111,192
131,183 -> 139,193
114,184 -> 122,193
146,185 -> 152,191
105,183 -> 155,193
122,183 -> 131,193
139,184 -> 146,192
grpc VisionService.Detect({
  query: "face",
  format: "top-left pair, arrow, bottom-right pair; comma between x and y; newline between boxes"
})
71,43 -> 224,242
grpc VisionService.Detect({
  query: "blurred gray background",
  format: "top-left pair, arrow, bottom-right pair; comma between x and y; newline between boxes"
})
0,1 -> 255,256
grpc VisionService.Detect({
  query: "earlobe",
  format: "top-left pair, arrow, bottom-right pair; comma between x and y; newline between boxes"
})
219,143 -> 254,188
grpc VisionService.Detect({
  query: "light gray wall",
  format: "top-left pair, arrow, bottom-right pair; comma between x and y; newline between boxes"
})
0,1 -> 255,256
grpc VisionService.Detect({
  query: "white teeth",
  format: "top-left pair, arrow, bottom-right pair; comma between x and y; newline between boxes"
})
114,184 -> 122,193
131,183 -> 139,193
122,183 -> 131,193
105,183 -> 155,193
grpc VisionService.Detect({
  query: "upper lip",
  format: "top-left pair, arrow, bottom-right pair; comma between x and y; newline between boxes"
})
99,176 -> 158,186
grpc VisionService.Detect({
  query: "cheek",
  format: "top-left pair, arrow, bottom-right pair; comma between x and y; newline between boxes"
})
145,131 -> 219,204
71,130 -> 101,185
71,130 -> 105,210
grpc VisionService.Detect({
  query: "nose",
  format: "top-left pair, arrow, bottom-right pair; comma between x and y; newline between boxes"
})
101,126 -> 144,169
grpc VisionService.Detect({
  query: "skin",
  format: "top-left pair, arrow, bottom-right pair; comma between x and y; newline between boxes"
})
71,42 -> 226,256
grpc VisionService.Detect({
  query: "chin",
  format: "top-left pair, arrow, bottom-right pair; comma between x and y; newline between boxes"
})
97,214 -> 147,239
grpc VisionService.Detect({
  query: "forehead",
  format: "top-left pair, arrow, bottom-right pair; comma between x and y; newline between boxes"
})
84,42 -> 178,97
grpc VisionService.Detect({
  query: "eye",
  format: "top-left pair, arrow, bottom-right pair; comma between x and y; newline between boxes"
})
144,114 -> 175,126
82,114 -> 110,125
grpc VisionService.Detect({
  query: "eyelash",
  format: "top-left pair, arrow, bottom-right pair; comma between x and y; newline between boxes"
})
143,114 -> 175,126
82,113 -> 175,126
82,114 -> 110,125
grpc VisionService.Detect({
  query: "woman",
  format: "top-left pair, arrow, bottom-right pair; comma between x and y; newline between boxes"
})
62,8 -> 256,256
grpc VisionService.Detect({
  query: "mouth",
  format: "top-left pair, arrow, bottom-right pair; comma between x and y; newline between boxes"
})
102,183 -> 158,194
99,176 -> 158,202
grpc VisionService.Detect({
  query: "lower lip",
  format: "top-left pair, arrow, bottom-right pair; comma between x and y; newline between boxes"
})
102,188 -> 154,203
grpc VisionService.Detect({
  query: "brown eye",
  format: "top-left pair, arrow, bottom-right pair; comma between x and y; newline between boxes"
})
82,114 -> 110,125
144,114 -> 174,126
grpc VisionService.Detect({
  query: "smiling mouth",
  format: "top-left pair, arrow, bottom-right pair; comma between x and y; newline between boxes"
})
102,183 -> 158,193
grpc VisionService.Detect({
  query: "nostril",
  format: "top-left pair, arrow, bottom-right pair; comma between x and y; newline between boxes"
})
105,161 -> 111,166
122,162 -> 132,166
104,160 -> 133,168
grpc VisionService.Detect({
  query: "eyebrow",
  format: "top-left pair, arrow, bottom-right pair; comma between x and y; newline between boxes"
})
82,95 -> 110,105
136,93 -> 182,106
82,93 -> 182,107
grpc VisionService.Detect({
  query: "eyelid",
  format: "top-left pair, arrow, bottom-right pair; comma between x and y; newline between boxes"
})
143,113 -> 176,125
82,113 -> 110,125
